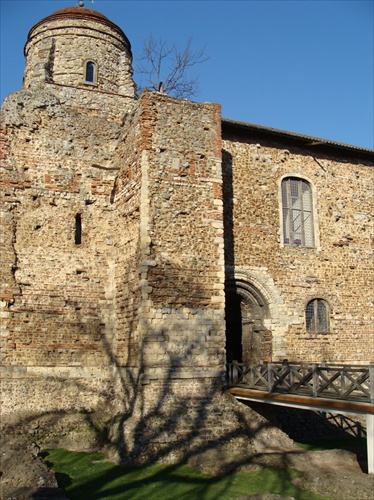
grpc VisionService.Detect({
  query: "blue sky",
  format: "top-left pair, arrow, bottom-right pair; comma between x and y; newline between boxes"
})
1,0 -> 373,148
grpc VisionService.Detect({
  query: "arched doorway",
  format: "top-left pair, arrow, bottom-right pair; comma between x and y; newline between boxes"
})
225,279 -> 272,365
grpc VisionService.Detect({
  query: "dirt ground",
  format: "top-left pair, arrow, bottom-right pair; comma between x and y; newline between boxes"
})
1,431 -> 373,500
1,435 -> 67,500
189,445 -> 374,500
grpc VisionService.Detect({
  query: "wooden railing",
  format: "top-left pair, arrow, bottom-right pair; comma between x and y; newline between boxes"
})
226,362 -> 374,404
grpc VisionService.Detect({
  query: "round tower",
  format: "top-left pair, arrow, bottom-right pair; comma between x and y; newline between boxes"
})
23,3 -> 135,98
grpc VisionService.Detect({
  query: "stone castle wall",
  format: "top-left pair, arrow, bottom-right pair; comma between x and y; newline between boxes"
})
0,87 -> 124,368
24,12 -> 135,98
1,90 -> 296,462
0,89 -> 227,409
222,130 -> 373,363
112,103 -> 142,367
1,4 -> 373,464
134,92 -> 226,379
1,89 -> 373,398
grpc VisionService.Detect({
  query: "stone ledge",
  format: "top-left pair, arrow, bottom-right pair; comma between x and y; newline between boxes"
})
0,366 -> 113,379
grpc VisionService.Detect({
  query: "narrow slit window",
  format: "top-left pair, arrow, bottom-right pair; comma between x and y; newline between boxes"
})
85,61 -> 96,83
75,214 -> 82,245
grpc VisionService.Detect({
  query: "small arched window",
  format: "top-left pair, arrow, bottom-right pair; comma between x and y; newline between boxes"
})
85,61 -> 97,84
306,299 -> 329,332
281,177 -> 314,247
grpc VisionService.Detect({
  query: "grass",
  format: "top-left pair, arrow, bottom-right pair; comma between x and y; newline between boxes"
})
43,448 -> 330,500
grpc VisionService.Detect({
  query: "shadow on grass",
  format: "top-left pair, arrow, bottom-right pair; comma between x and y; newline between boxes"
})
43,448 -> 329,500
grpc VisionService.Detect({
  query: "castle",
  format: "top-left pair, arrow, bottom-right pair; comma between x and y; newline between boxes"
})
1,4 -> 373,461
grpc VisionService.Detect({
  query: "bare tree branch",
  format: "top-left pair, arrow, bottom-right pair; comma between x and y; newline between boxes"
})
136,35 -> 208,99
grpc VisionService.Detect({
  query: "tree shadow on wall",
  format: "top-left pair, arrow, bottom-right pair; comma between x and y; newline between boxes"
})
2,204 -> 304,498
1,302 -> 304,498
43,315 -> 304,497
72,285 -> 289,468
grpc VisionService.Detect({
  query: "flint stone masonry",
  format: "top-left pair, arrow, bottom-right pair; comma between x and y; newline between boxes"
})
0,4 -> 373,463
24,7 -> 135,99
222,125 -> 373,363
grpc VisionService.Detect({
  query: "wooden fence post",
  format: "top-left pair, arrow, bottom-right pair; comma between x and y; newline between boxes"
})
268,363 -> 273,392
369,363 -> 374,404
340,367 -> 346,398
249,365 -> 254,388
312,363 -> 318,398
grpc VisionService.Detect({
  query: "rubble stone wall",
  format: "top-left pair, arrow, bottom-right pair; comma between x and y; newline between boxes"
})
134,92 -> 227,378
222,131 -> 374,363
1,2 -> 373,461
112,105 -> 142,367
0,88 -> 124,368
24,14 -> 135,98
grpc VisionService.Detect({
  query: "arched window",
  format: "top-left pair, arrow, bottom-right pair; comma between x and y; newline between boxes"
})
306,299 -> 329,332
281,177 -> 314,247
85,61 -> 97,84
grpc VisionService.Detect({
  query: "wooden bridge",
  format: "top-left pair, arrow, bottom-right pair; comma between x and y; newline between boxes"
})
226,361 -> 374,474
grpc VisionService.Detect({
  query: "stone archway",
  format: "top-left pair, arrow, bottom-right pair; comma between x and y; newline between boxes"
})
225,279 -> 272,365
